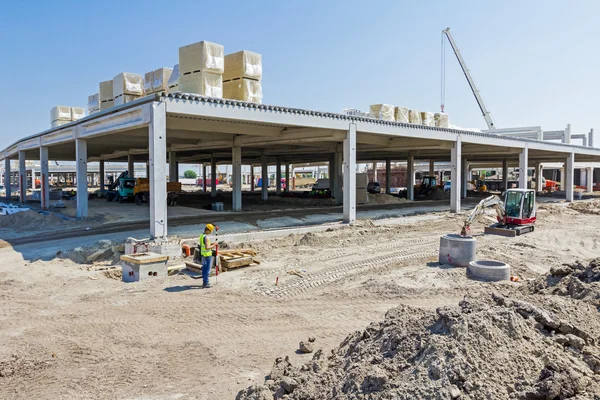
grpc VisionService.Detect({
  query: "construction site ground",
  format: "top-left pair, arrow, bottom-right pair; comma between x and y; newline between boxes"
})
2,196 -> 600,399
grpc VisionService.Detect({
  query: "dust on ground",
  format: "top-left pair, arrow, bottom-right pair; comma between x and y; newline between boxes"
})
2,198 -> 600,399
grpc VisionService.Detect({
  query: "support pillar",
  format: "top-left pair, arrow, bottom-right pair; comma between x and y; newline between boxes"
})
372,162 -> 377,182
450,138 -> 462,213
385,158 -> 391,194
149,102 -> 167,238
18,151 -> 26,204
285,164 -> 290,193
407,155 -> 415,201
261,155 -> 268,201
99,160 -> 105,192
128,154 -> 134,177
536,163 -> 544,193
40,147 -> 49,210
211,155 -> 217,198
519,147 -> 528,189
589,129 -> 594,148
343,124 -> 357,223
276,158 -> 282,195
75,139 -> 88,218
429,160 -> 435,177
31,166 -> 36,190
564,124 -> 571,144
329,155 -> 335,196
232,147 -> 242,211
168,151 -> 177,183
565,152 -> 574,202
587,167 -> 594,192
502,159 -> 508,191
146,161 -> 150,178
4,158 -> 11,199
462,159 -> 469,198
250,165 -> 255,191
334,148 -> 343,205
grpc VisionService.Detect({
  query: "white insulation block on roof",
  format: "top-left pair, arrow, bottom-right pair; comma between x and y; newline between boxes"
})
113,72 -> 144,97
395,106 -> 409,123
153,67 -> 173,92
179,41 -> 225,74
369,104 -> 395,121
88,93 -> 99,113
144,71 -> 154,94
114,94 -> 141,106
100,99 -> 114,111
179,71 -> 223,98
224,50 -> 262,81
51,106 -> 71,122
99,80 -> 114,102
167,64 -> 179,90
435,113 -> 449,128
71,107 -> 85,121
421,111 -> 434,127
223,78 -> 263,103
409,110 -> 422,124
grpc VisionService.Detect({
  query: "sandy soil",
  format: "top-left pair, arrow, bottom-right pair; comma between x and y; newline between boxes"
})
1,201 -> 600,399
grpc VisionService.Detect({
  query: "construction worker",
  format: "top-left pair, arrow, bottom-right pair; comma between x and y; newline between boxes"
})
199,224 -> 217,288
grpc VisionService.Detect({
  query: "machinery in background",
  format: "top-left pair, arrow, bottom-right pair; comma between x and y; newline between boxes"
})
416,176 -> 440,197
134,178 -> 181,206
461,188 -> 536,237
105,171 -> 136,203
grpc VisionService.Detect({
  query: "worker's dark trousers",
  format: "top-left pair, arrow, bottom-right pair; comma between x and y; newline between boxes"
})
201,256 -> 213,286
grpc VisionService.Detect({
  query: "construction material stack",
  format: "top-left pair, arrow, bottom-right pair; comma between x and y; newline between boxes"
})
408,110 -> 422,125
356,173 -> 369,204
369,104 -> 395,121
178,41 -> 224,98
421,112 -> 434,127
113,72 -> 144,106
395,106 -> 409,123
144,67 -> 173,95
51,106 -> 85,128
99,80 -> 114,111
434,112 -> 449,128
167,64 -> 180,92
223,50 -> 263,103
88,93 -> 100,115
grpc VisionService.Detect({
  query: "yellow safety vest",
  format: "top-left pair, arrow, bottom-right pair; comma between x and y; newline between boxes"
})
200,234 -> 212,257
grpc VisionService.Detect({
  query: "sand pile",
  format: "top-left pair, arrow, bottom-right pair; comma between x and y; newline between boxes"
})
0,210 -> 65,231
366,193 -> 410,205
238,292 -> 600,400
570,201 -> 600,215
527,258 -> 600,309
58,239 -> 124,265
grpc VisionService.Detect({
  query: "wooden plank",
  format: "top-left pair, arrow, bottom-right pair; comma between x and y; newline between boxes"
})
221,257 -> 253,268
185,261 -> 203,272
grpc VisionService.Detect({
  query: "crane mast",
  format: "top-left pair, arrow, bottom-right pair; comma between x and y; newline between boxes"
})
441,27 -> 496,130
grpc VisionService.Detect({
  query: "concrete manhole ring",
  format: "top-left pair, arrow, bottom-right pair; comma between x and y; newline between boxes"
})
439,234 -> 476,267
468,260 -> 511,281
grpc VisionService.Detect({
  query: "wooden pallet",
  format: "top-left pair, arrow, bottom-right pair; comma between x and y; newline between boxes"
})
218,249 -> 259,271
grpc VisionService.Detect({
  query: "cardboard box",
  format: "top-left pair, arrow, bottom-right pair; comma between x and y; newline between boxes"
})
395,106 -> 409,123
434,112 -> 449,128
113,72 -> 144,98
421,111 -> 434,127
223,78 -> 262,103
88,93 -> 99,114
51,106 -> 71,123
369,104 -> 395,121
71,107 -> 85,121
100,99 -> 114,111
114,95 -> 141,106
153,67 -> 173,93
99,80 -> 114,102
223,50 -> 262,81
144,71 -> 154,94
409,110 -> 422,124
178,71 -> 223,98
179,41 -> 224,75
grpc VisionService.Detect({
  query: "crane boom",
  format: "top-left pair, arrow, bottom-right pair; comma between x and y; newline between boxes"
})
442,28 -> 496,130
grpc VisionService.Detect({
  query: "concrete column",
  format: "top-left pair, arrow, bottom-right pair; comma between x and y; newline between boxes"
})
99,160 -> 105,192
75,139 -> 88,218
4,158 -> 11,199
589,129 -> 594,148
407,155 -> 415,201
385,158 -> 391,194
565,152 -> 574,202
146,161 -> 150,178
168,151 -> 177,183
536,163 -> 544,192
462,159 -> 469,198
343,124 -> 357,223
210,155 -> 217,197
564,124 -> 571,144
429,160 -> 435,177
334,148 -> 343,204
201,164 -> 207,192
31,166 -> 36,190
40,147 -> 49,210
250,165 -> 255,191
128,154 -> 134,177
261,155 -> 268,201
502,159 -> 508,191
587,167 -> 594,192
18,151 -> 26,204
450,138 -> 462,213
232,147 -> 242,211
285,164 -> 290,193
149,102 -> 167,238
519,147 -> 528,189
329,155 -> 335,196
372,162 -> 377,182
276,158 -> 282,195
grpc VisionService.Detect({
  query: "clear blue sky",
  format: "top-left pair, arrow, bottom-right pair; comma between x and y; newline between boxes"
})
1,0 -> 598,146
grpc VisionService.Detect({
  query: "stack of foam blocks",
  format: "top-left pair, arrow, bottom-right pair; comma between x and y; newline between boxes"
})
369,104 -> 395,121
167,64 -> 180,92
144,67 -> 173,95
223,50 -> 263,103
88,93 -> 100,115
113,72 -> 144,106
99,80 -> 114,111
356,173 -> 369,204
178,41 -> 224,97
51,106 -> 85,128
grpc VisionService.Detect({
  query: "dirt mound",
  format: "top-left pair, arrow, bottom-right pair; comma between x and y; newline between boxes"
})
366,193 -> 410,205
426,189 -> 450,201
570,201 -> 600,215
237,295 -> 600,400
0,210 -> 65,231
58,239 -> 124,265
527,258 -> 600,309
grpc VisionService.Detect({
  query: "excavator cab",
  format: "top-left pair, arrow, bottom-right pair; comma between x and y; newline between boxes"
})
503,189 -> 536,224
